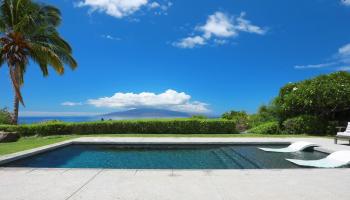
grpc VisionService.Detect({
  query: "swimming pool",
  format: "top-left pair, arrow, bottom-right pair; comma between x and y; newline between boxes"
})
2,144 -> 329,169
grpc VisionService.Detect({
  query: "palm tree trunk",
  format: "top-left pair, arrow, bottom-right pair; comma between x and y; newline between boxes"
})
9,65 -> 21,125
12,92 -> 19,125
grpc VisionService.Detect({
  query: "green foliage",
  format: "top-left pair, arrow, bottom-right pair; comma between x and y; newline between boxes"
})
282,115 -> 326,135
0,108 -> 12,125
248,102 -> 280,128
248,121 -> 280,134
191,115 -> 208,119
276,72 -> 350,121
38,120 -> 64,124
0,119 -> 238,136
222,110 -> 247,120
222,110 -> 249,132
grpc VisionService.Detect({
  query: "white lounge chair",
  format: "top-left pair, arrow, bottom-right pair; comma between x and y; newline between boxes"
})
259,141 -> 318,153
335,122 -> 350,144
286,151 -> 350,168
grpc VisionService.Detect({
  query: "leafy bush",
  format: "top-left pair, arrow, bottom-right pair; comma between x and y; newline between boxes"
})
222,110 -> 249,132
0,108 -> 12,125
247,121 -> 280,134
282,115 -> 326,135
0,119 -> 238,136
276,71 -> 350,122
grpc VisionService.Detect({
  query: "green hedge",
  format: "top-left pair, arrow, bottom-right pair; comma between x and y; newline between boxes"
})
0,119 -> 238,136
247,121 -> 280,134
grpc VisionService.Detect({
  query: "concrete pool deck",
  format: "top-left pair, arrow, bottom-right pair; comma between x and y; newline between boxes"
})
0,137 -> 350,200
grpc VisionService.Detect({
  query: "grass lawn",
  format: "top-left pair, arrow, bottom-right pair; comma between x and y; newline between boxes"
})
0,134 -> 323,156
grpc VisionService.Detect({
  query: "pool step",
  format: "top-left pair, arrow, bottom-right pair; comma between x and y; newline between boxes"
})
227,147 -> 262,169
219,147 -> 260,169
211,150 -> 232,169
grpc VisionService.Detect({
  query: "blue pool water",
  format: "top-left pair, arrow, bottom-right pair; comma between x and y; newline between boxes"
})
2,144 -> 330,169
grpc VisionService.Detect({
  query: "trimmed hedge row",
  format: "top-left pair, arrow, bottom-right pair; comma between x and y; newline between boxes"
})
0,119 -> 238,136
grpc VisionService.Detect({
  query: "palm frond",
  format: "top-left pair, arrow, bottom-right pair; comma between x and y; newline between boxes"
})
0,0 -> 77,108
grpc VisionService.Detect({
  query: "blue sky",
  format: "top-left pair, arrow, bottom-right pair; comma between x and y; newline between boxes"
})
1,0 -> 350,116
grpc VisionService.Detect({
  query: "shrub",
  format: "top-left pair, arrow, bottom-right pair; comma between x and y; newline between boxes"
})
0,119 -> 238,136
0,108 -> 12,125
282,115 -> 326,135
222,110 -> 249,132
247,121 -> 280,134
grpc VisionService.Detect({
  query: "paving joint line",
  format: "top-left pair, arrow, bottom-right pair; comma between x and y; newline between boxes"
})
60,168 -> 73,174
26,168 -> 38,174
65,169 -> 104,200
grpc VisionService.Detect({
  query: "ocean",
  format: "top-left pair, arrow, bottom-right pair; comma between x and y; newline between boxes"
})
18,116 -> 183,124
19,116 -> 101,124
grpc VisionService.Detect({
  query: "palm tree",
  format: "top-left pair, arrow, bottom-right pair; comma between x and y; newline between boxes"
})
0,0 -> 77,124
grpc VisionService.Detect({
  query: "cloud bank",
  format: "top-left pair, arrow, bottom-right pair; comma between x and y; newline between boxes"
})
76,0 -> 172,18
173,12 -> 266,49
63,89 -> 210,113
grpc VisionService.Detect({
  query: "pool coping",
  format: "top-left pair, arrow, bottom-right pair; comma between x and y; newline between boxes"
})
0,137 -> 337,166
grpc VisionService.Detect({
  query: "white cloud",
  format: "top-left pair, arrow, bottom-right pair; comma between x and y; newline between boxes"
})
76,0 -> 172,18
235,12 -> 266,35
295,43 -> 350,70
173,36 -> 206,49
174,12 -> 266,49
76,0 -> 148,18
61,101 -> 83,106
87,89 -> 210,113
294,62 -> 337,69
149,2 -> 160,8
101,34 -> 121,40
341,0 -> 350,6
338,43 -> 350,63
151,1 -> 172,15
198,12 -> 236,39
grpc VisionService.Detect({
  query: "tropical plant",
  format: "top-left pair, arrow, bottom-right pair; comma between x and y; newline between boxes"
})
0,0 -> 77,124
0,107 -> 12,124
